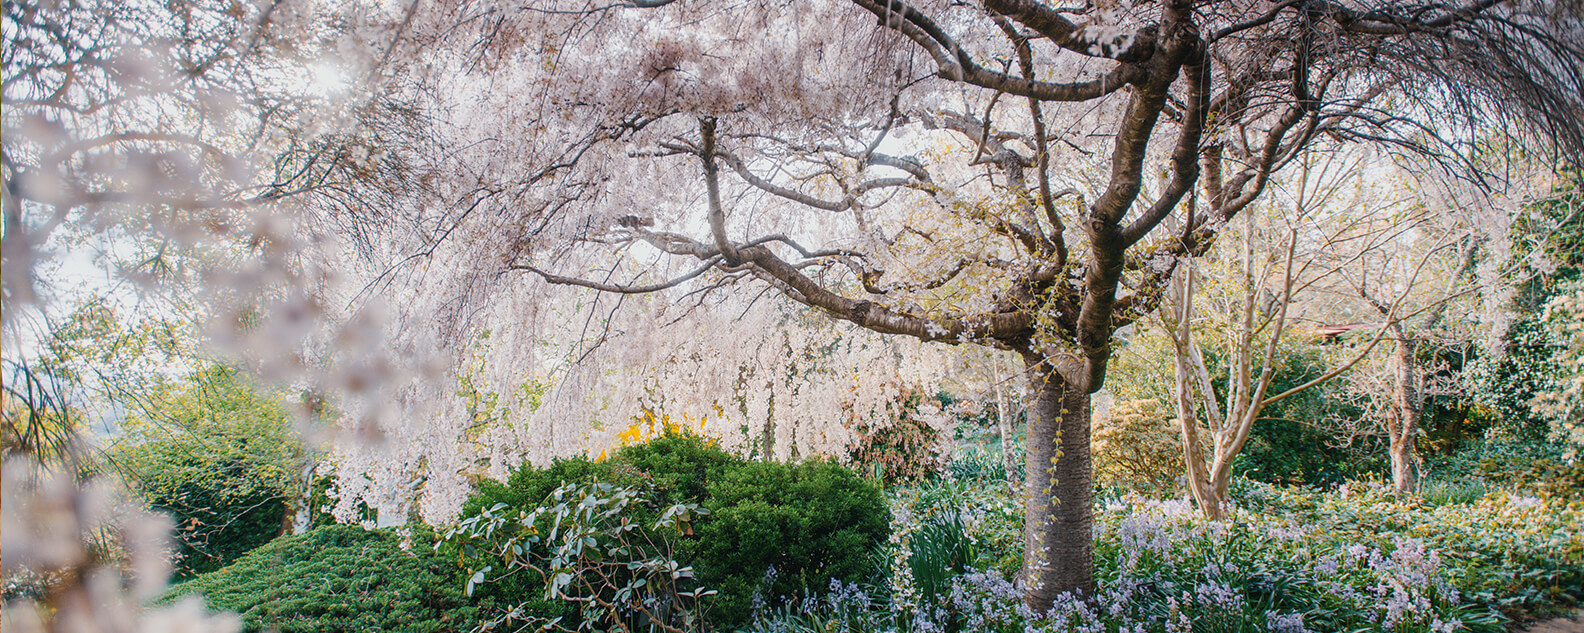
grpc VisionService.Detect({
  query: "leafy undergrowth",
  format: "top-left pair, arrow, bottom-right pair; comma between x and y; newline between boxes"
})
451,432 -> 890,630
1236,480 -> 1584,625
160,454 -> 1579,633
747,473 -> 1583,633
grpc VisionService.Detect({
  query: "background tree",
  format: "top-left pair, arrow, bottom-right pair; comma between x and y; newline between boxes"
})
1,0 -> 321,321
110,364 -> 311,576
1471,177 -> 1584,444
1337,214 -> 1483,495
1161,148 -> 1508,513
1159,150 -> 1395,518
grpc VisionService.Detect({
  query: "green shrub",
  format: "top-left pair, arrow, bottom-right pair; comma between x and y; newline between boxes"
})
1107,326 -> 1378,487
846,387 -> 951,485
150,473 -> 289,576
1418,476 -> 1490,506
1237,345 -> 1382,486
472,454 -> 614,513
1428,439 -> 1584,503
452,432 -> 889,630
450,456 -> 613,622
697,459 -> 889,625
1469,174 -> 1583,444
1238,415 -> 1385,486
166,525 -> 476,633
618,430 -> 742,502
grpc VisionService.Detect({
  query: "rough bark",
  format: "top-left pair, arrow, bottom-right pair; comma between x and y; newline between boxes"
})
1021,352 -> 1093,604
1367,239 -> 1478,496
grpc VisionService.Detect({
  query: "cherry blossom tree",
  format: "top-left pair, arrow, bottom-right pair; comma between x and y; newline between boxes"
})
305,0 -> 1584,609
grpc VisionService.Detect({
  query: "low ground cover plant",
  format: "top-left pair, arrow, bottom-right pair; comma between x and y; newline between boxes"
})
165,525 -> 473,633
442,481 -> 711,632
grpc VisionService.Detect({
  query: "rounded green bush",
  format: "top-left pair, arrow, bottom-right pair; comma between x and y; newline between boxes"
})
697,459 -> 889,625
453,432 -> 889,629
165,525 -> 478,633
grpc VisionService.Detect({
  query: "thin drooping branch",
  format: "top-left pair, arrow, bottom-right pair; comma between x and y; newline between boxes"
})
513,256 -> 724,294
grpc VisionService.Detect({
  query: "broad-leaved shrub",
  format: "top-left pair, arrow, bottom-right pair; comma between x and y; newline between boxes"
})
846,387 -> 951,485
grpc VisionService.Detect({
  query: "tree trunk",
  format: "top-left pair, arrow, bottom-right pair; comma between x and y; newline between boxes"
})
1021,355 -> 1093,609
1387,336 -> 1421,495
994,377 -> 1020,498
279,493 -> 299,537
1390,441 -> 1418,495
1174,350 -> 1222,521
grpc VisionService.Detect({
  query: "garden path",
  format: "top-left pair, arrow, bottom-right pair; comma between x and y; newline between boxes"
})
1521,610 -> 1584,633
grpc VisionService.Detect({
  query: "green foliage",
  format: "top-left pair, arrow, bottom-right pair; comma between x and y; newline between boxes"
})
1428,439 -> 1584,503
1531,280 -> 1584,458
904,508 -> 976,603
451,457 -> 615,620
618,429 -> 742,502
39,296 -> 190,387
1238,416 -> 1384,486
1238,480 -> 1584,622
443,483 -> 710,632
946,443 -> 1019,485
1237,342 -> 1378,485
697,458 -> 889,625
5,295 -> 186,472
166,525 -> 474,633
1417,476 -> 1490,506
454,432 -> 889,629
1,390 -> 88,471
112,364 -> 309,576
1469,313 -> 1569,439
1105,327 -> 1179,406
1508,173 -> 1584,313
1108,327 -> 1377,486
763,474 -> 1581,633
473,454 -> 615,514
885,472 -> 1024,613
1470,174 -> 1584,442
